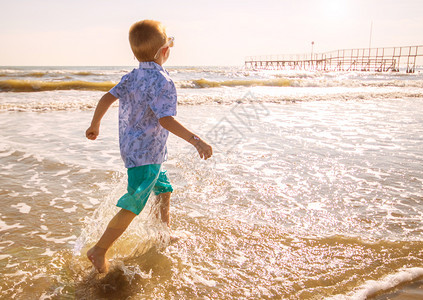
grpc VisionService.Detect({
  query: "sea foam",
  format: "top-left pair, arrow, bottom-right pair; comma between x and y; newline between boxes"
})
328,267 -> 423,300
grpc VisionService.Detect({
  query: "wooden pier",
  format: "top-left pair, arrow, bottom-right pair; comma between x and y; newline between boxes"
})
245,45 -> 423,73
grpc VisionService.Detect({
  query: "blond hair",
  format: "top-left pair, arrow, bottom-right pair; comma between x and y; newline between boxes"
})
129,20 -> 167,62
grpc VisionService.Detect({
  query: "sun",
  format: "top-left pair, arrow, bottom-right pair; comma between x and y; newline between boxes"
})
321,0 -> 349,19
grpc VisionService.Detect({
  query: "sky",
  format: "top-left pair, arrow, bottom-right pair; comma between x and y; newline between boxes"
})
0,0 -> 422,66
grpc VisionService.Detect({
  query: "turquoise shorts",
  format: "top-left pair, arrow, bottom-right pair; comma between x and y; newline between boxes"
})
116,164 -> 173,215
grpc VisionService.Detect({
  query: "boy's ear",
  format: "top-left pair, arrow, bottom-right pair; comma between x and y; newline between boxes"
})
162,47 -> 169,57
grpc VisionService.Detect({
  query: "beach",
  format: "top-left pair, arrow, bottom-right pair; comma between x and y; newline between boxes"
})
374,280 -> 423,300
1,66 -> 423,299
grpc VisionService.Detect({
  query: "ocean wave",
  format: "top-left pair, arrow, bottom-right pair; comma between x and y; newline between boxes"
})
2,77 -> 423,92
0,72 -> 51,78
0,70 -> 117,81
24,72 -> 48,78
179,78 -> 292,88
1,78 -> 294,92
328,267 -> 423,300
73,71 -> 97,76
177,78 -> 423,89
0,80 -> 115,92
291,79 -> 423,88
0,100 -> 112,112
0,71 -> 59,78
1,91 -> 422,112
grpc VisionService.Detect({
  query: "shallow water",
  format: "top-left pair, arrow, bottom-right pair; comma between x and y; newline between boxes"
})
1,95 -> 423,299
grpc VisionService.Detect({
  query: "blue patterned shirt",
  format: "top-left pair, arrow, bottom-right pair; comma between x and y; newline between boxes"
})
109,62 -> 177,168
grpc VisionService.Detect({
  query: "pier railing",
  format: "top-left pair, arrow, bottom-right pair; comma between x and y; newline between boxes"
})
245,45 -> 423,73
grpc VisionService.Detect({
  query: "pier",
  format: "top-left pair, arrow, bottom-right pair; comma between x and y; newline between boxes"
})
245,45 -> 423,73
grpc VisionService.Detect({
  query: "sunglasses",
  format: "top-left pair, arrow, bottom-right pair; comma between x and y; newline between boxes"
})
154,36 -> 175,60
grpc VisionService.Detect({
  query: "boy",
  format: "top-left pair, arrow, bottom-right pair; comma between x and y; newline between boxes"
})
85,20 -> 212,273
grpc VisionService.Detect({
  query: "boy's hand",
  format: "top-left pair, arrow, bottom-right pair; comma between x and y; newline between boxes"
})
86,125 -> 100,140
85,92 -> 117,141
158,116 -> 213,160
193,139 -> 213,160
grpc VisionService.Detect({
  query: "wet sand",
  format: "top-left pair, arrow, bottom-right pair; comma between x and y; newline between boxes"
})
374,280 -> 423,300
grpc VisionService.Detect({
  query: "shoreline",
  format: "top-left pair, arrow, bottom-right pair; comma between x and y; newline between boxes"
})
373,279 -> 423,300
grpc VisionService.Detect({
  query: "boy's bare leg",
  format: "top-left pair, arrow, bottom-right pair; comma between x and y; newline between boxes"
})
156,192 -> 180,242
87,208 -> 137,273
156,192 -> 171,226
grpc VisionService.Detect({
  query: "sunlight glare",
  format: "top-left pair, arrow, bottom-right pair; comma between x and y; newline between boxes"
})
321,0 -> 348,19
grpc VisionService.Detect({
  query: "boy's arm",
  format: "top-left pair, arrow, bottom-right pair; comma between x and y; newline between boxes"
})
159,116 -> 213,160
86,92 -> 118,140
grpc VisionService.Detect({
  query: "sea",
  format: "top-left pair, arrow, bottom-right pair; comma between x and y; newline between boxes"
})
0,65 -> 423,299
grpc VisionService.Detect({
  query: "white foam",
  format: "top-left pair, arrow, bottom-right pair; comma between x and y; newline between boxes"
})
5,263 -> 19,268
63,189 -> 79,195
11,203 -> 31,214
18,153 -> 31,161
94,182 -> 111,191
118,263 -> 152,282
3,163 -> 17,170
40,248 -> 56,257
0,149 -> 14,158
233,250 -> 248,264
189,268 -> 217,287
49,198 -> 58,206
307,202 -> 325,210
328,267 -> 423,300
63,205 -> 77,213
40,186 -> 52,194
0,219 -> 24,232
29,173 -> 41,184
8,191 -> 19,197
38,234 -> 76,244
4,269 -> 31,277
55,170 -> 70,176
88,197 -> 100,205
188,210 -> 204,218
0,240 -> 15,247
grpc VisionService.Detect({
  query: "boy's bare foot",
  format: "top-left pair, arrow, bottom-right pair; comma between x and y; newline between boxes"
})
87,245 -> 109,273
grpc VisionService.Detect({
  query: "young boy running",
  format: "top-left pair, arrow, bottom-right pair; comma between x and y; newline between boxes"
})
85,20 -> 212,273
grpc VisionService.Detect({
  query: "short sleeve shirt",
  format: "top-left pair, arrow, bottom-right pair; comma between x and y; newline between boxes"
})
109,62 -> 177,168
